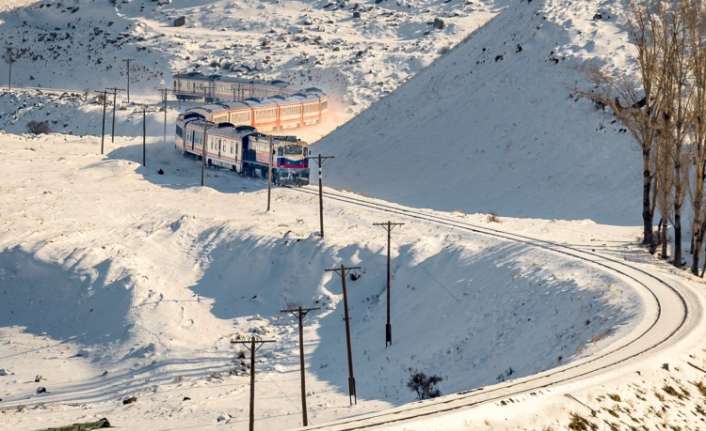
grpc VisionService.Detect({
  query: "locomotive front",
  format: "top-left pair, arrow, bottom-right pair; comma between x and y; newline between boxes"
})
274,138 -> 310,186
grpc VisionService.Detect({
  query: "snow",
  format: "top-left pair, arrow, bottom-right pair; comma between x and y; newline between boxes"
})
0,132 -> 642,429
1,0 -> 706,430
316,0 -> 641,225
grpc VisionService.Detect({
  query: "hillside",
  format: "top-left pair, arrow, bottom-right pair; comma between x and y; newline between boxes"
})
316,0 -> 641,225
0,0 -> 494,132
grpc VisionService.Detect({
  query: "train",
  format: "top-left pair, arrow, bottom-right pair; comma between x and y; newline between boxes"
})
178,87 -> 327,132
173,72 -> 290,102
176,115 -> 310,186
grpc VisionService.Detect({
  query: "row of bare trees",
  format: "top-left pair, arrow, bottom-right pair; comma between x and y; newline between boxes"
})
585,0 -> 706,275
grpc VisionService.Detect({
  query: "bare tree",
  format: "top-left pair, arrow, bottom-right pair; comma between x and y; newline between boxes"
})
581,2 -> 664,247
658,2 -> 692,267
683,0 -> 706,275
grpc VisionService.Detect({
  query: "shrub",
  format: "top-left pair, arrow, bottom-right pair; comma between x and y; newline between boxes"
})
26,120 -> 51,135
406,371 -> 442,400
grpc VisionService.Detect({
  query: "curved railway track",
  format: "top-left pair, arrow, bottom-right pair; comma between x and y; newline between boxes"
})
282,185 -> 695,431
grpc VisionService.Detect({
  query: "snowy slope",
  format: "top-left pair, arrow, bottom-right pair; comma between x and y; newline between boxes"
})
0,133 -> 642,429
0,0 -> 495,130
316,0 -> 641,225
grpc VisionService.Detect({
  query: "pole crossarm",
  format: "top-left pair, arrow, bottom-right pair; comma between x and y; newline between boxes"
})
280,306 -> 321,315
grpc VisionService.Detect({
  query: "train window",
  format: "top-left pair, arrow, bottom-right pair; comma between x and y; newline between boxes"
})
284,145 -> 301,155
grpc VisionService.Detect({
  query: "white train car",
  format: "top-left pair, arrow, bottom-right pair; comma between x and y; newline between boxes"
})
175,115 -> 310,185
173,72 -> 290,102
177,87 -> 328,132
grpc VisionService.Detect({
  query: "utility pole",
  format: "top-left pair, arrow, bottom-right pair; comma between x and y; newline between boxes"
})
105,87 -> 124,143
373,221 -> 405,347
325,264 -> 362,405
280,306 -> 320,427
267,135 -> 274,212
3,47 -> 16,90
232,336 -> 275,431
159,88 -> 169,146
201,123 -> 208,186
122,59 -> 133,103
95,90 -> 109,155
140,105 -> 147,167
306,154 -> 335,238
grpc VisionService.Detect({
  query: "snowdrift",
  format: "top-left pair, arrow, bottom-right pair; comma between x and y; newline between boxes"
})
316,0 -> 641,225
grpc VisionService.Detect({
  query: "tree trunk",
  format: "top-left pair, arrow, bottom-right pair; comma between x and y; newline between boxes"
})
661,218 -> 669,259
674,209 -> 683,267
642,149 -> 654,246
693,225 -> 705,275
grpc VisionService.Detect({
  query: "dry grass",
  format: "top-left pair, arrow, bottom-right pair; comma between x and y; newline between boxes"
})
691,381 -> 706,397
486,212 -> 500,223
568,412 -> 597,431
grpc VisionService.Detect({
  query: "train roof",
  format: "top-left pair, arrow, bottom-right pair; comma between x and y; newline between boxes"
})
174,72 -> 290,88
185,105 -> 229,116
207,125 -> 256,139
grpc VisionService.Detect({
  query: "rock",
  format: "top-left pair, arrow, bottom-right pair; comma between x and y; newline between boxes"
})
157,168 -> 164,175
432,18 -> 445,30
173,16 -> 186,27
0,368 -> 9,376
36,386 -> 47,394
592,12 -> 603,20
217,414 -> 231,423
352,11 -> 361,19
122,396 -> 137,405
35,375 -> 42,382
182,396 -> 191,401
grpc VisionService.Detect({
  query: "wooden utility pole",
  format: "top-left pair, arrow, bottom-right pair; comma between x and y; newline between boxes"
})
373,221 -> 405,347
232,336 -> 275,431
280,306 -> 320,427
306,154 -> 335,238
325,264 -> 362,405
4,47 -> 16,90
141,105 -> 147,167
95,90 -> 109,155
159,88 -> 169,146
122,59 -> 133,103
105,87 -> 124,143
267,135 -> 274,212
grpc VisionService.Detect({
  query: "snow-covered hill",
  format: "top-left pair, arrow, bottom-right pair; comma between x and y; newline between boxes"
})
0,133 -> 642,429
0,0 -> 494,124
316,0 -> 641,225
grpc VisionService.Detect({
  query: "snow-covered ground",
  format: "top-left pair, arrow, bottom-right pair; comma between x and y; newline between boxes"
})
0,132 -> 645,429
1,0 -> 706,430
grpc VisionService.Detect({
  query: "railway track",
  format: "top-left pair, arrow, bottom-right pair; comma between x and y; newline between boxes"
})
282,185 -> 695,431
